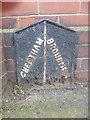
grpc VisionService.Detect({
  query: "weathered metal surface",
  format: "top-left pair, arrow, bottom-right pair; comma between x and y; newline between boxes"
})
14,19 -> 78,83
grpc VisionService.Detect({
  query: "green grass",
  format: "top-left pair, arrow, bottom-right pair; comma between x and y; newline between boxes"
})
2,95 -> 88,118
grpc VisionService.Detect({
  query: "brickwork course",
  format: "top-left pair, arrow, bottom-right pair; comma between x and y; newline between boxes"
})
0,0 -> 90,87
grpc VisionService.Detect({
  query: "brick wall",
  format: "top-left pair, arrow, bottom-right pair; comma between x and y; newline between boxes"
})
1,1 -> 89,83
0,34 -> 8,90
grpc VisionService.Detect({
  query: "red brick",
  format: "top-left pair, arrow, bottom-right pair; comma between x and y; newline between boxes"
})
2,18 -> 17,29
80,2 -> 88,14
0,60 -> 7,77
6,59 -> 16,71
75,70 -> 89,82
2,17 -> 35,29
0,2 -> 2,17
36,16 -> 59,23
2,16 -> 59,29
76,58 -> 89,71
0,47 -> 5,62
2,0 -> 37,1
77,46 -> 89,58
60,15 -> 88,26
0,34 -> 2,47
2,2 -> 38,16
4,47 -> 15,59
16,17 -> 36,29
2,72 -> 8,89
7,71 -> 17,83
39,2 -> 80,14
0,47 -> 2,59
3,33 -> 14,46
89,2 -> 90,14
79,31 -> 89,44
0,19 -> 2,29
0,61 -> 2,77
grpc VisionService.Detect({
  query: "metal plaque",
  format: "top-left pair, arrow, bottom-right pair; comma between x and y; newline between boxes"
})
14,19 -> 78,83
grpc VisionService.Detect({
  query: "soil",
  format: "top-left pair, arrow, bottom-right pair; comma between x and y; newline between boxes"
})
1,79 -> 88,118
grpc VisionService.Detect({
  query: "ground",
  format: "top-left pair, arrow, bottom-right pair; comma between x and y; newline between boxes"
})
1,79 -> 88,118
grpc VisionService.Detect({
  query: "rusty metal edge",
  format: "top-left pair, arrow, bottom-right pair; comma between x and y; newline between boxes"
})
14,19 -> 76,33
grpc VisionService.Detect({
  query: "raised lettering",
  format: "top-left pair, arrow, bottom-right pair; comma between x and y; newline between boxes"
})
34,45 -> 40,51
62,67 -> 67,71
27,60 -> 32,65
32,49 -> 38,54
54,52 -> 60,56
36,38 -> 43,45
52,48 -> 58,54
47,38 -> 54,45
56,57 -> 63,61
24,63 -> 30,69
28,53 -> 35,59
54,54 -> 61,59
22,67 -> 29,73
60,65 -> 64,69
20,37 -> 69,78
50,43 -> 56,49
30,52 -> 36,59
20,71 -> 26,78
58,62 -> 64,65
